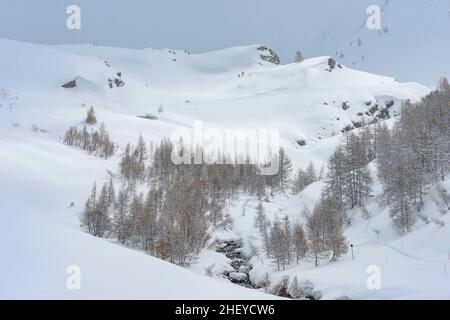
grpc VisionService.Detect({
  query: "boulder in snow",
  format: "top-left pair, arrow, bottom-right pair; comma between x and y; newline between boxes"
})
238,265 -> 250,274
299,280 -> 314,297
229,272 -> 248,283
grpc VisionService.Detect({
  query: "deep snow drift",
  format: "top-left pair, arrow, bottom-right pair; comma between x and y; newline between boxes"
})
2,38 -> 448,299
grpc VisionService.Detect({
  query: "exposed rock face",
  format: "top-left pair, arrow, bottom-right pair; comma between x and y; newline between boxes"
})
62,79 -> 77,88
257,46 -> 281,65
327,58 -> 336,71
108,72 -> 125,88
341,96 -> 398,133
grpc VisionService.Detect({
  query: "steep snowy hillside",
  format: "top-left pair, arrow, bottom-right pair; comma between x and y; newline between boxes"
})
209,163 -> 450,300
0,124 -> 278,299
0,38 -> 438,299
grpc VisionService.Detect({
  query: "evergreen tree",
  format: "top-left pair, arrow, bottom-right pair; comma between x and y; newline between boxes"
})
292,222 -> 308,263
254,202 -> 267,232
278,148 -> 293,192
85,106 -> 97,125
114,184 -> 131,243
294,50 -> 304,63
80,182 -> 112,237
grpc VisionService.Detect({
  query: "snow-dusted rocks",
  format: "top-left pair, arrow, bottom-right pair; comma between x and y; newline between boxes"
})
107,72 -> 125,88
238,265 -> 250,274
214,240 -> 255,287
298,280 -> 322,300
256,46 -> 281,65
229,272 -> 249,283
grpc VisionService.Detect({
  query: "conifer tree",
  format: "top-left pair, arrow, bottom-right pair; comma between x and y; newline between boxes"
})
85,107 -> 97,125
290,276 -> 301,299
294,50 -> 304,63
292,222 -> 308,263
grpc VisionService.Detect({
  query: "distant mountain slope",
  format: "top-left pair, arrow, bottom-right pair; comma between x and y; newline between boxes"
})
0,38 -> 429,168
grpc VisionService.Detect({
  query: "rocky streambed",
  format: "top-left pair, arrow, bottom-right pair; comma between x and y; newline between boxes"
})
215,240 -> 258,289
213,239 -> 323,300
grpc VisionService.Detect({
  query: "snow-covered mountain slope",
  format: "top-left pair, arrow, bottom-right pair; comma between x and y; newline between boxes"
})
0,38 -> 438,299
0,38 -> 428,168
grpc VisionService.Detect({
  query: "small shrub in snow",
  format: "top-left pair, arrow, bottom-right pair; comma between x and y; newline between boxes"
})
271,276 -> 290,297
294,50 -> 304,63
289,276 -> 301,299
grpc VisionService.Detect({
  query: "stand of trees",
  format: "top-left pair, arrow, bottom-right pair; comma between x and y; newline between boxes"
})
81,136 -> 298,266
64,109 -> 116,159
79,78 -> 450,270
265,216 -> 307,271
64,123 -> 116,159
261,123 -> 376,268
292,161 -> 318,194
325,126 -> 374,227
261,192 -> 348,270
376,78 -> 450,233
306,193 -> 348,266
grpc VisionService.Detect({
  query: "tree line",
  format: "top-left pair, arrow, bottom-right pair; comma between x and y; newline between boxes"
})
80,134 -> 300,266
259,119 -> 379,269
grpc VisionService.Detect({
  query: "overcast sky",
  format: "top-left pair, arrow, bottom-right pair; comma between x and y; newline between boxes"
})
0,0 -> 448,85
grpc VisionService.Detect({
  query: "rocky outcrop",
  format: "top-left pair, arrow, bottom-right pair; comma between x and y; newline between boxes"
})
62,79 -> 77,89
107,72 -> 125,88
257,46 -> 280,65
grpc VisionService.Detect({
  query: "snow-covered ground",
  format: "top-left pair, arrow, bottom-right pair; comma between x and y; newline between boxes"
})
2,38 -> 448,299
210,165 -> 450,300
